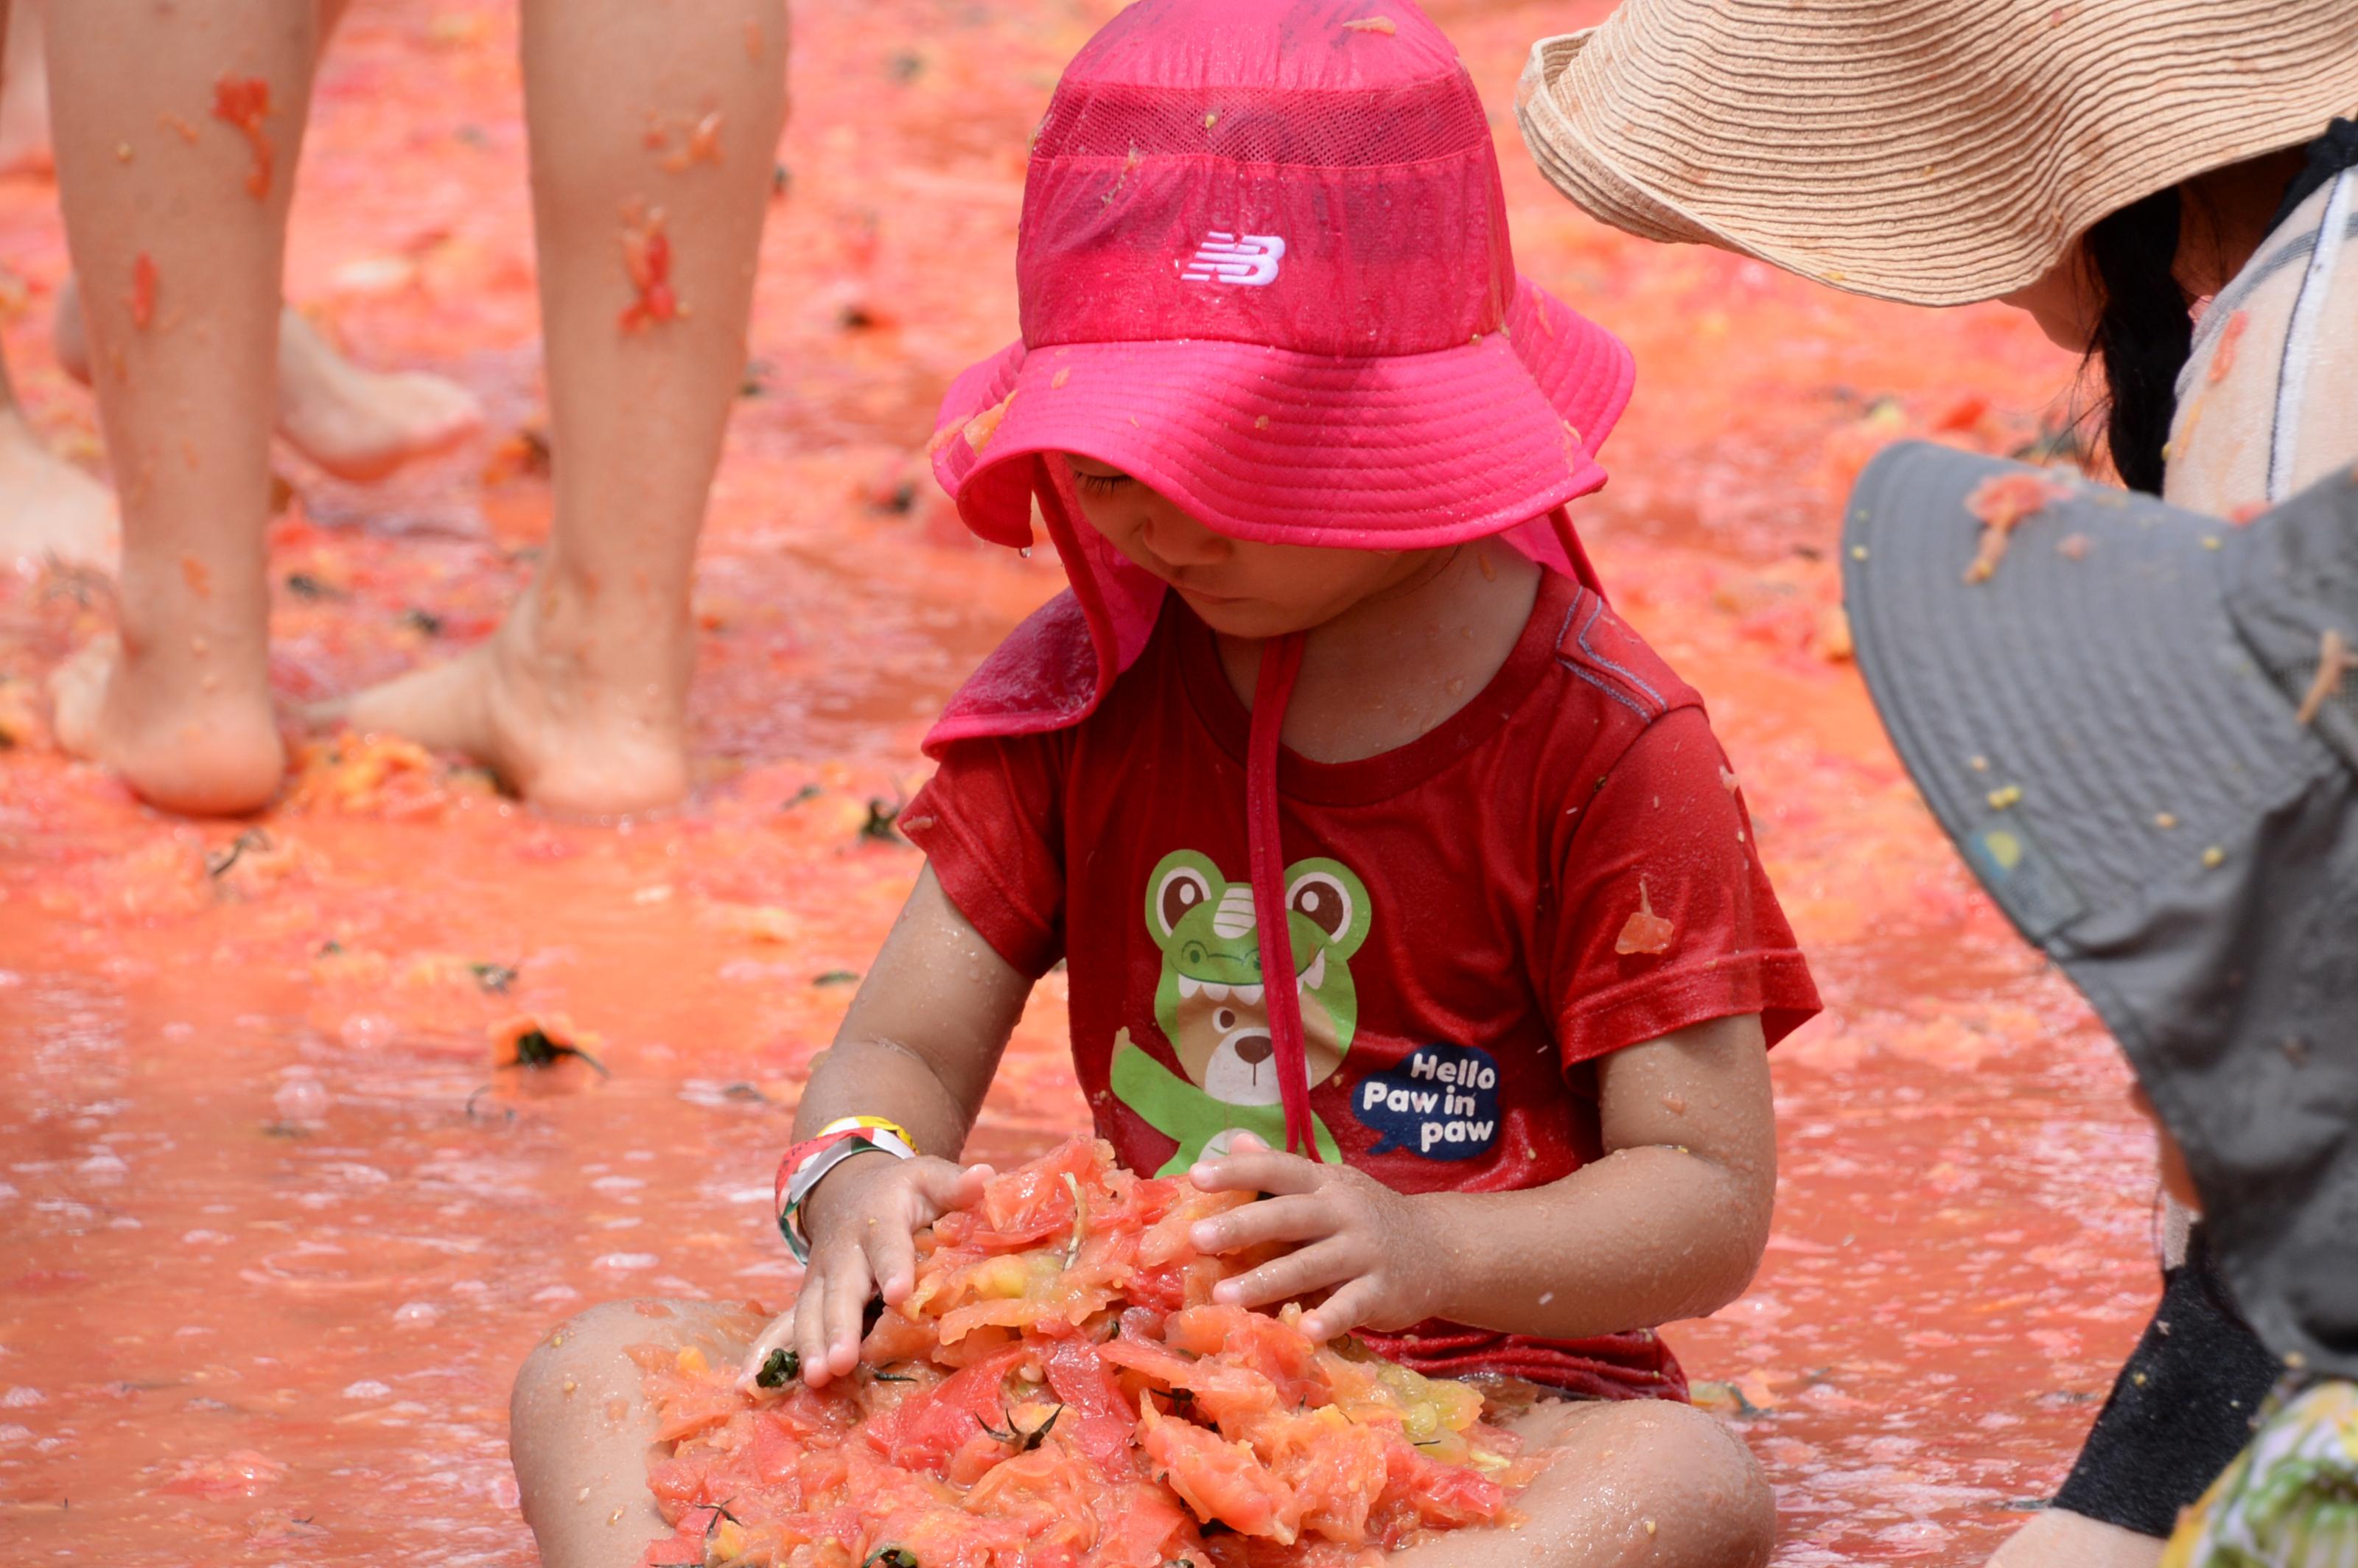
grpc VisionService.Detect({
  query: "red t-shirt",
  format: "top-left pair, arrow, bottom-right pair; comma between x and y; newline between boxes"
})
903,570 -> 1818,1399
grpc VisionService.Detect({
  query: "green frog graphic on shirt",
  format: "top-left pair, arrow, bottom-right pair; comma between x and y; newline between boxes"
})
1110,848 -> 1371,1174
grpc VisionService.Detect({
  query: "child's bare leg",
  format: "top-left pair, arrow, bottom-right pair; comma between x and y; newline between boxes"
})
0,0 -> 46,174
0,0 -> 115,574
52,285 -> 483,483
43,0 -> 318,815
43,0 -> 480,484
511,1296 -> 765,1568
340,0 -> 788,815
1389,1398 -> 1775,1568
1984,1508 -> 2162,1568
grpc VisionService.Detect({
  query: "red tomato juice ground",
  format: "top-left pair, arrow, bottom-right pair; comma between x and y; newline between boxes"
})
0,2 -> 2157,1564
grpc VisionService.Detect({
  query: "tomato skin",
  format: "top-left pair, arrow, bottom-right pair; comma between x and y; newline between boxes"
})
1380,1438 -> 1507,1530
1245,1408 -> 1389,1547
749,1415 -> 809,1494
1090,1481 -> 1195,1567
1044,1340 -> 1144,1480
1165,1306 -> 1326,1410
881,1343 -> 1028,1471
1139,1397 -> 1305,1544
979,1135 -> 1105,1240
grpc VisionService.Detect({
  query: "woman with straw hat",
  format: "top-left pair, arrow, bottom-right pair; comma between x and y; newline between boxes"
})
1519,4 -> 2358,1565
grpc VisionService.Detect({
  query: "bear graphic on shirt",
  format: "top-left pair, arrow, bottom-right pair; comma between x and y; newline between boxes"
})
1109,848 -> 1370,1174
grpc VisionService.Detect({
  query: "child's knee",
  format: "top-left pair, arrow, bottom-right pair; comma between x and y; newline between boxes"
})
1617,1401 -> 1775,1564
513,1298 -> 758,1423
1527,1399 -> 1771,1567
511,1299 -> 669,1447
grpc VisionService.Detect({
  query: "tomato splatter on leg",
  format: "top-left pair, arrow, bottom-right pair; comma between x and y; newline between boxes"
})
619,203 -> 679,332
668,111 -> 724,172
128,253 -> 159,330
211,74 -> 273,200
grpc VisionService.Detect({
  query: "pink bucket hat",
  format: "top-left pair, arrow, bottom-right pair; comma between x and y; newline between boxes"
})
923,0 -> 1634,1161
930,0 -> 1634,563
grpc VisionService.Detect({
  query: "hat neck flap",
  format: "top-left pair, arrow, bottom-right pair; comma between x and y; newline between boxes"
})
922,458 -> 1161,757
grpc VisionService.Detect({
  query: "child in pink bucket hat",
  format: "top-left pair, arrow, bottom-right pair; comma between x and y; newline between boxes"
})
751,0 -> 1816,1561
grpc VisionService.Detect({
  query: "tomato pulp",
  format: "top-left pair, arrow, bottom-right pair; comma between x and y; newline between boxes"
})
634,1138 -> 1538,1568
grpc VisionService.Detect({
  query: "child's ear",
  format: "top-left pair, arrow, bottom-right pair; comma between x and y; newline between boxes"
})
1284,858 -> 1371,962
1145,849 -> 1222,951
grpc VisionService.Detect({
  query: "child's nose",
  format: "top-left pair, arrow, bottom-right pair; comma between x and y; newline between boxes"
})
1138,510 -> 1230,567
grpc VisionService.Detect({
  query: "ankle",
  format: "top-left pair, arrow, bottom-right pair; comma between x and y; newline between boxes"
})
512,564 -> 696,698
49,637 -> 284,816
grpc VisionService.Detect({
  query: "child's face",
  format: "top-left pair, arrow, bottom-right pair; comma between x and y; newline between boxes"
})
1060,455 -> 1436,639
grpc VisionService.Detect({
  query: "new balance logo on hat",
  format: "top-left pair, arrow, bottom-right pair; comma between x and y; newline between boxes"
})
1181,231 -> 1286,286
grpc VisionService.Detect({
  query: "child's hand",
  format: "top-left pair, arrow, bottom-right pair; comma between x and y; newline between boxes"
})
1186,1133 -> 1437,1343
738,1152 -> 993,1392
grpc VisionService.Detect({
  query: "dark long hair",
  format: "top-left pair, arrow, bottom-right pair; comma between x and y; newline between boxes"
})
2082,186 -> 2192,494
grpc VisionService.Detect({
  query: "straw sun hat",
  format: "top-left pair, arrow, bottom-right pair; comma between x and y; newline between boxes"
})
1516,0 -> 2358,307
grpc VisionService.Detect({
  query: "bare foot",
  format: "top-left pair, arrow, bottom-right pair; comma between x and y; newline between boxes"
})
50,634 -> 286,816
333,575 -> 692,816
0,407 -> 117,573
274,311 -> 483,482
52,283 -> 482,483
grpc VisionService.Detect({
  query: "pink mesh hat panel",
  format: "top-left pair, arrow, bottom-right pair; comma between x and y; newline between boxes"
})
1021,0 -> 1511,357
931,0 -> 1636,555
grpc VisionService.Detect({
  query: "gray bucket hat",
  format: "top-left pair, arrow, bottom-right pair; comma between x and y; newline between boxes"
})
1842,441 -> 2358,1379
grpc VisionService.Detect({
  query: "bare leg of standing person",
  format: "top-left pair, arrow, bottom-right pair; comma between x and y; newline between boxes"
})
43,0 -> 318,815
337,0 -> 789,816
0,0 -> 116,574
0,0 -> 45,173
45,0 -> 483,484
52,280 -> 484,484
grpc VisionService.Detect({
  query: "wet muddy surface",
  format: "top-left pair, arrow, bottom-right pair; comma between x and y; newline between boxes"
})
0,1 -> 2153,1563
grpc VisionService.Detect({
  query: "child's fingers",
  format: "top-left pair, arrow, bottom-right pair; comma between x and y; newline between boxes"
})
864,1214 -> 923,1307
818,1257 -> 872,1380
1299,1278 -> 1384,1343
1211,1237 -> 1361,1311
1189,1147 -> 1323,1197
791,1261 -> 839,1387
1189,1193 -> 1338,1254
911,1158 -> 994,1217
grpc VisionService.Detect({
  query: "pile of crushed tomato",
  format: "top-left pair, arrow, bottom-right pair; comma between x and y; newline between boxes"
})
634,1137 -> 1540,1568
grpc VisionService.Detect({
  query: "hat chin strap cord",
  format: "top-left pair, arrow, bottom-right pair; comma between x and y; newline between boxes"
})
1548,504 -> 1606,600
1034,455 -> 1326,1157
1244,631 -> 1321,1160
1248,505 -> 1595,1158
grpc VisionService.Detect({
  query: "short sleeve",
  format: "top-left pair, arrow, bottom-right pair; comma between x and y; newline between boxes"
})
899,732 -> 1071,979
1544,706 -> 1819,1067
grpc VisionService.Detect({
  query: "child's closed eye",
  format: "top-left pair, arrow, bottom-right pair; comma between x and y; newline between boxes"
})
1068,466 -> 1133,497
